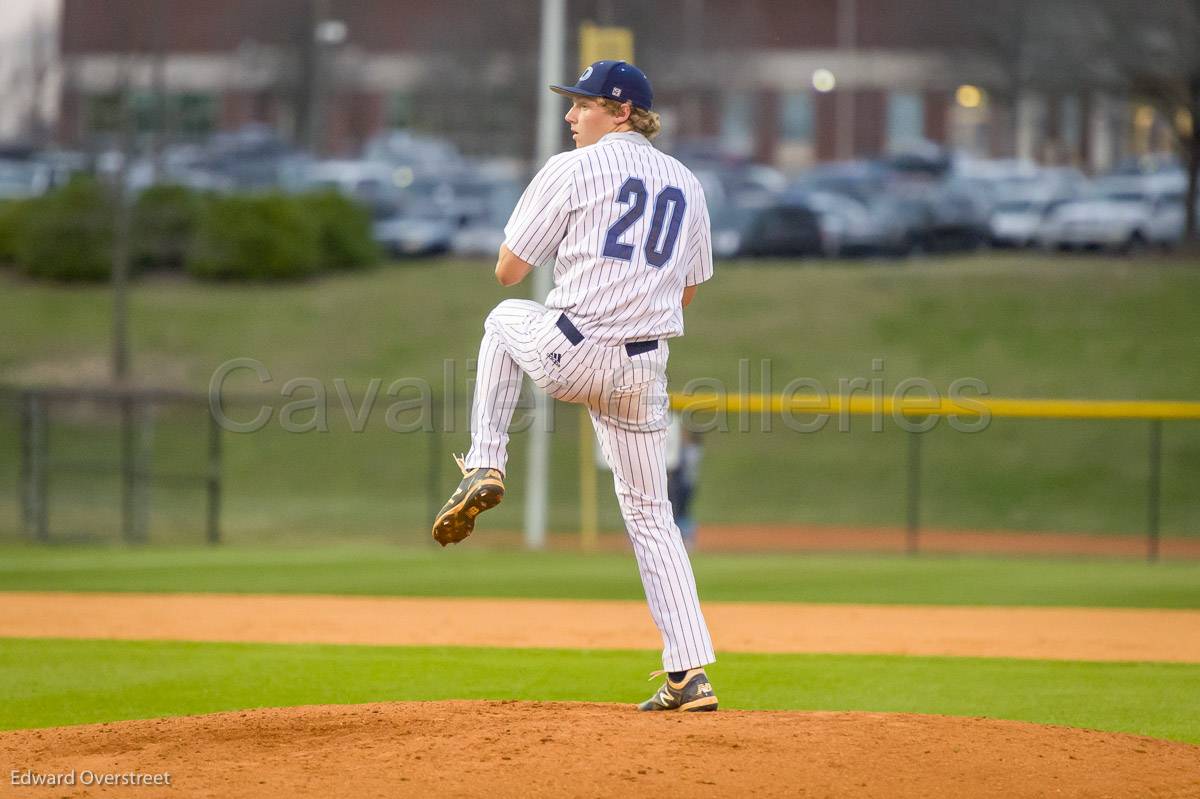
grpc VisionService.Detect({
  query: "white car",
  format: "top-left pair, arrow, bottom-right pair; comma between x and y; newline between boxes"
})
0,159 -> 51,199
373,214 -> 456,257
1037,190 -> 1184,252
989,198 -> 1073,248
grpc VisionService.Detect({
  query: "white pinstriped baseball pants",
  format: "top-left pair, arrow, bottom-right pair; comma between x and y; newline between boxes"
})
465,298 -> 716,672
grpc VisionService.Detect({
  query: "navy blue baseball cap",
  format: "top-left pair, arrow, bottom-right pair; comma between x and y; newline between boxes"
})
550,60 -> 653,111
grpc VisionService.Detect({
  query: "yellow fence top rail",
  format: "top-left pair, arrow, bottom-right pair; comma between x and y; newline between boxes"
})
668,393 -> 1200,421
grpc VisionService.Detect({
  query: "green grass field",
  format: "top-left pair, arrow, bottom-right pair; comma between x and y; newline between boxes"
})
7,254 -> 1200,398
2,545 -> 1197,742
3,253 -> 1199,542
5,256 -> 1198,749
2,251 -> 1200,542
2,544 -> 1200,607
1,639 -> 1197,743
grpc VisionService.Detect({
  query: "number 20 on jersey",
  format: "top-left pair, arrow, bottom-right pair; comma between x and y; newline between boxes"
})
603,177 -> 687,268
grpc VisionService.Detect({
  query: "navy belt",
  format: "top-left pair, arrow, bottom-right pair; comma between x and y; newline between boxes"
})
556,313 -> 658,357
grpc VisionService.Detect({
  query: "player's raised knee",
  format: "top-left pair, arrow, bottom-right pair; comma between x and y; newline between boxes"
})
484,300 -> 522,332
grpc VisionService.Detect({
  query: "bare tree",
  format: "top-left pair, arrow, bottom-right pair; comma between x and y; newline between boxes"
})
24,16 -> 57,146
920,0 -> 1103,157
1093,0 -> 1200,241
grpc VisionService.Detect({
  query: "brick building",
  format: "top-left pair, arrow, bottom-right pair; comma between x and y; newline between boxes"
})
57,0 -> 1138,171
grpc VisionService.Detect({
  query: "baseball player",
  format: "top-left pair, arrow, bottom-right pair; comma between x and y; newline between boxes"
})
433,60 -> 717,712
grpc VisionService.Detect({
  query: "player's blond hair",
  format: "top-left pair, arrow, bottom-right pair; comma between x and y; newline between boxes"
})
597,97 -> 662,140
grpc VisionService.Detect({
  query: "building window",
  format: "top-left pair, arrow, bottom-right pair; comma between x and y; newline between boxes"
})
887,91 -> 924,152
84,92 -> 215,139
179,94 -> 216,136
781,91 -> 813,143
85,93 -> 123,134
720,92 -> 756,158
389,92 -> 412,129
777,91 -> 815,170
1059,95 -> 1080,163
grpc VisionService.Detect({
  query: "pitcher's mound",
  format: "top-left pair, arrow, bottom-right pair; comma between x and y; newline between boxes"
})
3,701 -> 1198,798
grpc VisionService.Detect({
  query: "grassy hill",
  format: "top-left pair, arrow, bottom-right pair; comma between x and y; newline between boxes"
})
2,252 -> 1198,543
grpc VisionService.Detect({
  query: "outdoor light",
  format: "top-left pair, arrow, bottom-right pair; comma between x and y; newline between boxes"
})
392,166 -> 415,188
956,85 -> 983,108
812,68 -> 836,93
1175,109 -> 1193,136
315,19 -> 348,45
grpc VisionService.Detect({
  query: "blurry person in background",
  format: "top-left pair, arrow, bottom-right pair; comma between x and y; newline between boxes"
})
666,414 -> 703,551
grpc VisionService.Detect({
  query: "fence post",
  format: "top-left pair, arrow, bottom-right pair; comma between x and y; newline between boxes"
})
19,392 -> 29,537
120,394 -> 137,543
134,400 -> 155,543
19,392 -> 34,540
906,430 -> 921,555
206,407 -> 222,545
426,393 -> 442,536
1146,418 -> 1162,563
22,391 -> 51,542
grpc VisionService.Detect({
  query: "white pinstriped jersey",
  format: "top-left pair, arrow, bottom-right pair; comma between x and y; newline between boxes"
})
470,130 -> 718,672
503,131 -> 714,346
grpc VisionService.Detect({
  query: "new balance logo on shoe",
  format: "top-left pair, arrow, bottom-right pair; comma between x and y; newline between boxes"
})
638,669 -> 718,712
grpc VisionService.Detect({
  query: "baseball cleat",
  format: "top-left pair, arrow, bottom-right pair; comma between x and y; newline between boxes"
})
637,668 -> 718,712
432,454 -> 504,547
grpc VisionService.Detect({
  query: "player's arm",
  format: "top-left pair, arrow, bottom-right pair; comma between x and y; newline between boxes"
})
498,154 -> 576,287
495,245 -> 534,287
681,181 -> 713,309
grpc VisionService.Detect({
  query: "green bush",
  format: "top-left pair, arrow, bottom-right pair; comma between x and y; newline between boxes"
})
298,190 -> 379,271
187,194 -> 319,281
132,184 -> 204,272
0,199 -> 31,267
18,178 -> 114,282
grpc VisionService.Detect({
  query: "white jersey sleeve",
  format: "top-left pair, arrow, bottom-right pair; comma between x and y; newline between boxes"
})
683,186 -> 714,287
502,153 -> 578,267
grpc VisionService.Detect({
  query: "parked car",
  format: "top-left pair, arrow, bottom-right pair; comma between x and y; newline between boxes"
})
373,210 -> 457,257
791,160 -> 890,204
924,178 -> 992,250
711,204 -> 753,259
1037,190 -> 1185,253
0,159 -> 50,199
375,164 -> 524,258
305,159 -> 402,218
989,198 -> 1074,248
782,188 -> 915,257
363,129 -> 465,180
450,174 -> 523,256
714,201 -> 828,259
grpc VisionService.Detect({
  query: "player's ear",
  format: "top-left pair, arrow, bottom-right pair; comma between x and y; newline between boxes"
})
613,101 -> 633,124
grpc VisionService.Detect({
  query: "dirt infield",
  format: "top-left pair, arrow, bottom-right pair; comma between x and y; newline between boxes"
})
5,594 -> 1199,796
5,592 -> 1200,662
2,702 -> 1198,798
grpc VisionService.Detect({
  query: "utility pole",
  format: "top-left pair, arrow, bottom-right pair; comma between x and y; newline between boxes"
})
525,0 -> 566,550
303,0 -> 347,155
112,62 -> 134,385
836,0 -> 857,160
150,0 -> 169,182
113,55 -> 138,542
